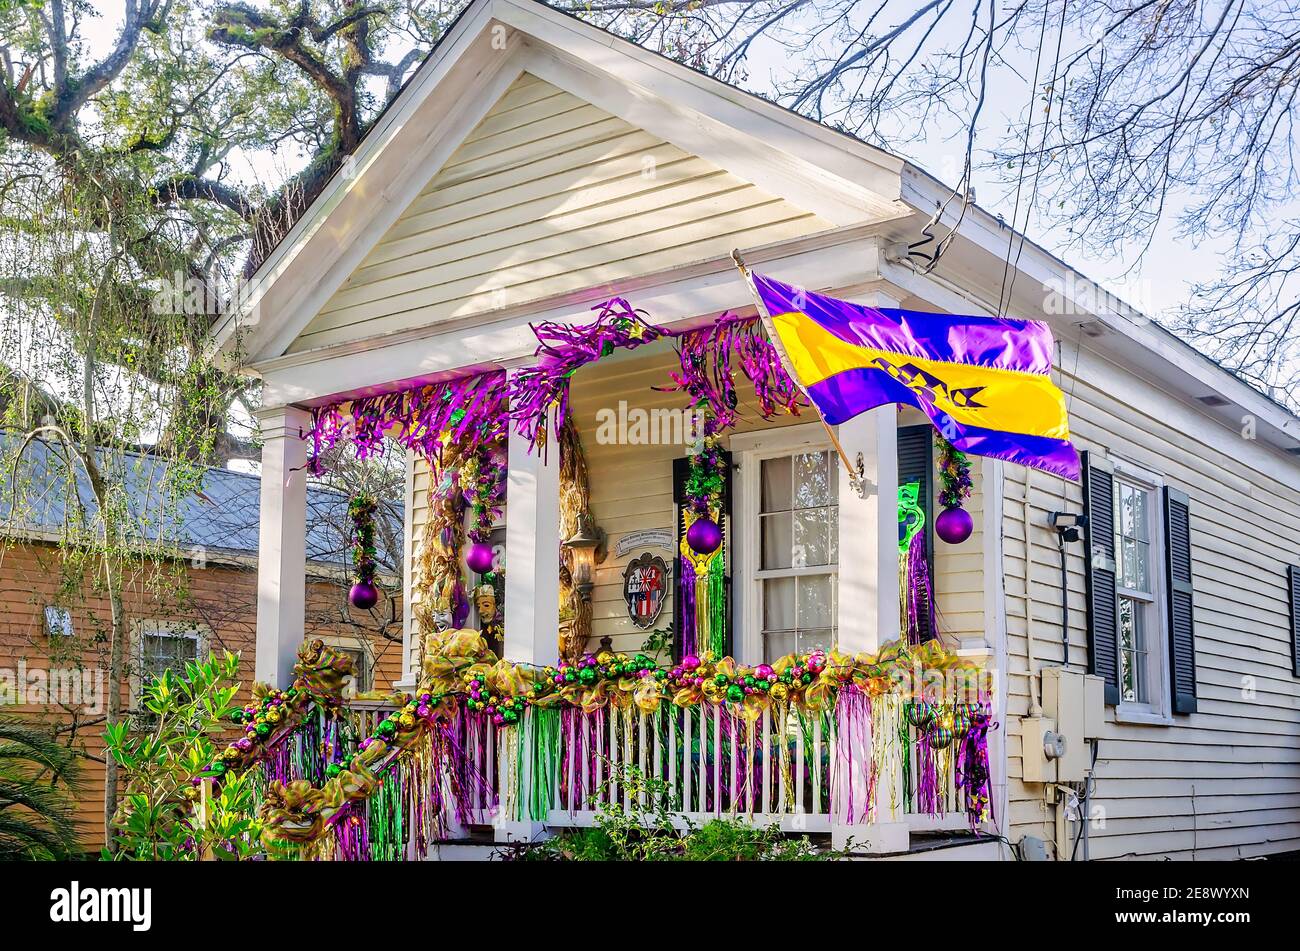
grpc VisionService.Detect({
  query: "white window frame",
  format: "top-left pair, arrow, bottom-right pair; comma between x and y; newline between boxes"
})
731,422 -> 839,665
131,620 -> 209,711
1109,457 -> 1172,725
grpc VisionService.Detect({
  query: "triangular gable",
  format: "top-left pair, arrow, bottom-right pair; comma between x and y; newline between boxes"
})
291,73 -> 836,353
213,0 -> 908,364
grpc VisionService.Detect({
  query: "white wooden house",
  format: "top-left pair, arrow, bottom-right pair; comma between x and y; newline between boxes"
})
215,0 -> 1300,860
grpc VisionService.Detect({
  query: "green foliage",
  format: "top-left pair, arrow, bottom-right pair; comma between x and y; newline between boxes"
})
500,764 -> 837,862
639,621 -> 673,659
104,650 -> 261,860
0,716 -> 83,860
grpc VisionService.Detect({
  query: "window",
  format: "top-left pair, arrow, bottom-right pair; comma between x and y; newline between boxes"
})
1111,470 -> 1168,716
132,621 -> 207,715
755,448 -> 838,661
140,626 -> 201,686
333,645 -> 372,697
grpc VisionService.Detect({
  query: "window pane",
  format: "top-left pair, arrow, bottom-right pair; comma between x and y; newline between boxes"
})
143,632 -> 197,682
792,508 -> 830,567
764,631 -> 796,662
797,628 -> 833,655
1134,539 -> 1150,590
793,452 -> 831,508
761,513 -> 792,569
1132,487 -> 1148,541
1118,596 -> 1147,704
763,577 -> 796,632
760,457 -> 791,513
797,574 -> 834,630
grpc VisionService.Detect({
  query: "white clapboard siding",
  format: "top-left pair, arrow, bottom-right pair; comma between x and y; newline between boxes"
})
291,73 -> 834,353
406,456 -> 434,675
1003,343 -> 1300,861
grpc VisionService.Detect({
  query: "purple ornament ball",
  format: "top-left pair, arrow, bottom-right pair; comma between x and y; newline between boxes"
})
349,580 -> 380,610
935,506 -> 973,545
466,541 -> 495,574
686,517 -> 722,555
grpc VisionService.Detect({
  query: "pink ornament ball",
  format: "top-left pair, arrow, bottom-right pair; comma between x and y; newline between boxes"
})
686,517 -> 722,555
349,580 -> 380,610
466,541 -> 495,574
935,506 -> 974,545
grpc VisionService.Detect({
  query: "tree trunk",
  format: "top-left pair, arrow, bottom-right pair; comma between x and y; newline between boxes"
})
100,532 -> 127,853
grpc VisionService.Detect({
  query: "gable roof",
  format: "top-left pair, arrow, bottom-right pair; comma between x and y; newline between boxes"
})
0,434 -> 402,571
209,0 -> 1300,459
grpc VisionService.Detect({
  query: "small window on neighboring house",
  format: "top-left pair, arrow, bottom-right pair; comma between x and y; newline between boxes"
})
756,449 -> 838,661
333,645 -> 372,697
133,622 -> 206,713
44,606 -> 73,638
140,627 -> 201,686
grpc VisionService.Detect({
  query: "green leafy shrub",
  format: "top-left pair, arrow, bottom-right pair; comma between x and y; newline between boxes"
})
104,651 -> 262,860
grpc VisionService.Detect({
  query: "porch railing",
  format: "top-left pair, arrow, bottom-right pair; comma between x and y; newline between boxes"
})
344,699 -> 971,841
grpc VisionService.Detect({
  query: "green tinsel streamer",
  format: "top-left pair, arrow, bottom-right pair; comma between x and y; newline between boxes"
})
369,768 -> 405,860
707,553 -> 727,659
898,714 -> 913,814
529,707 -> 562,821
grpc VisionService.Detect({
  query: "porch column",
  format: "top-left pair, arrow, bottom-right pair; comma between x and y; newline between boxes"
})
503,371 -> 561,666
835,407 -> 900,654
499,369 -> 560,842
254,405 -> 311,688
832,291 -> 907,855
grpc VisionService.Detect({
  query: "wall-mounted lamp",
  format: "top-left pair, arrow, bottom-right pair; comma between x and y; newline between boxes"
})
563,512 -> 606,601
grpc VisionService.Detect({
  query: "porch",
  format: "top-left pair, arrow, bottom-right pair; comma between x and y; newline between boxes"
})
252,298 -> 1002,857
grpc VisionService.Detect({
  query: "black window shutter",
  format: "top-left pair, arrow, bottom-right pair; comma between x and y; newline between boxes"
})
896,425 -> 935,641
672,450 -> 732,663
1288,566 -> 1300,678
1081,451 -> 1121,705
1163,487 -> 1197,714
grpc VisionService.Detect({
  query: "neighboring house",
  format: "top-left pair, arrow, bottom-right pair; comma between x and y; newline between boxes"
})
214,0 -> 1300,860
0,435 -> 403,850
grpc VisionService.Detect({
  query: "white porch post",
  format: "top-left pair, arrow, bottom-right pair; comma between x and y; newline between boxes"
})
503,373 -> 561,667
835,407 -> 900,655
255,405 -> 311,688
832,290 -> 907,854
498,368 -> 560,841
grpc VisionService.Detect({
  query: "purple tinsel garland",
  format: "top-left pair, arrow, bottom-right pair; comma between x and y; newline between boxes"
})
955,706 -> 995,829
509,298 -> 667,453
662,313 -> 805,430
903,533 -> 937,644
307,369 -> 509,475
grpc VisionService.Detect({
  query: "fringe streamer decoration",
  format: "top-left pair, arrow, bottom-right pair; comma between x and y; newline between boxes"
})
830,684 -> 873,825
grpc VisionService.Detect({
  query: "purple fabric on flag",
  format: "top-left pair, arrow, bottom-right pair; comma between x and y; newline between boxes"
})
753,273 -> 1055,375
805,360 -> 1080,481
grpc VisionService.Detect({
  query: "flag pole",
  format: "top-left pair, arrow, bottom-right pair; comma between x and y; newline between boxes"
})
730,249 -> 868,497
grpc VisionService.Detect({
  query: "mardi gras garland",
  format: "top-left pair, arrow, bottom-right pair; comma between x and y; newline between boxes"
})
935,435 -> 974,545
307,370 -> 510,475
230,630 -> 994,857
197,640 -> 355,782
347,494 -> 380,610
678,411 -> 728,660
509,298 -> 667,453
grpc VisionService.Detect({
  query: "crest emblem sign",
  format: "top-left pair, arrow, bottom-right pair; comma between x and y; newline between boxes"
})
622,553 -> 669,629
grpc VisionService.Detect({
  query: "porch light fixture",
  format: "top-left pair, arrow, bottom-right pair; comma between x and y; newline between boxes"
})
563,513 -> 606,601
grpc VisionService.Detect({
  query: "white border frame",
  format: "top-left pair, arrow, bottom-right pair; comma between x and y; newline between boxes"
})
1109,455 -> 1173,725
729,422 -> 836,665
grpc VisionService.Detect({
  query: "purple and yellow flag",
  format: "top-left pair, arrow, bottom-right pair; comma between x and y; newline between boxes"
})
753,272 -> 1079,480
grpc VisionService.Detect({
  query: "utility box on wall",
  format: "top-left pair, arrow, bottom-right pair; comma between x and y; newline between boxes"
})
1041,666 -> 1104,782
